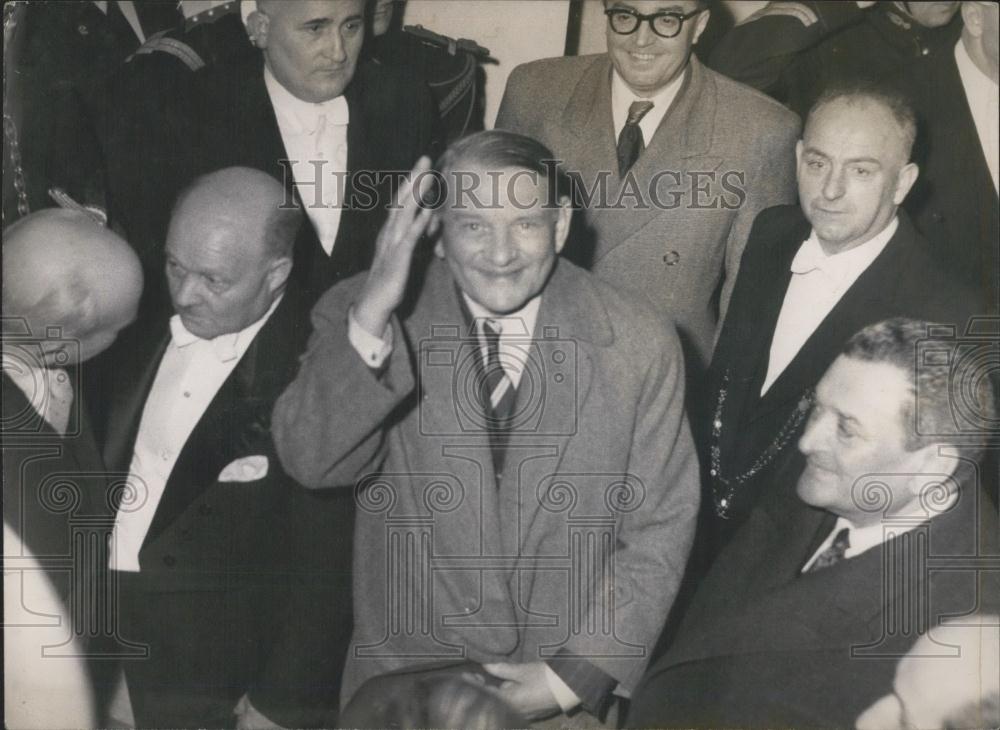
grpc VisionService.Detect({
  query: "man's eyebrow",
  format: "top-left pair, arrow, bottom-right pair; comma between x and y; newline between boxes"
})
301,16 -> 333,27
342,13 -> 364,24
843,157 -> 882,166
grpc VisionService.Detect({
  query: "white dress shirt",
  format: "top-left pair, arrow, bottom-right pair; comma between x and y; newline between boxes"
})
109,298 -> 281,572
611,68 -> 685,146
955,39 -> 1000,195
264,66 -> 350,256
93,1 -> 145,43
801,492 -> 957,572
2,352 -> 73,434
348,294 -> 542,382
761,217 -> 898,394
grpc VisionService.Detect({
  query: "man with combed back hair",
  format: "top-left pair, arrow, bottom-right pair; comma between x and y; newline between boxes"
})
102,167 -> 353,728
273,131 -> 699,726
629,317 -> 999,729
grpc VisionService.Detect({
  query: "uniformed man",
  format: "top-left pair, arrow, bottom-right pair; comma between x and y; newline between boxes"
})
707,1 -> 962,116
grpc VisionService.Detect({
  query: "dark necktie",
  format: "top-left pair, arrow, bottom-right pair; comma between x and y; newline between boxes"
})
617,100 -> 655,176
480,320 -> 515,476
807,527 -> 851,572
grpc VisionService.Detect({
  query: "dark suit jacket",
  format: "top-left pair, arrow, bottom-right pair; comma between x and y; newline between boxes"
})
2,369 -> 106,601
902,49 -> 1000,312
102,287 -> 354,728
627,460 -> 1000,729
703,205 -> 976,547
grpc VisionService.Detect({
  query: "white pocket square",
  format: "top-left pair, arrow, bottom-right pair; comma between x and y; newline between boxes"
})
218,455 -> 269,483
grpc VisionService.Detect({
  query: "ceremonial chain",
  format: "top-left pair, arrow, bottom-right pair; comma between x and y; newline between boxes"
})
709,371 -> 815,519
3,1 -> 30,218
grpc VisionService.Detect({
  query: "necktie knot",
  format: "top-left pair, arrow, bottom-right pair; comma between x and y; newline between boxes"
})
808,527 -> 851,572
626,100 -> 655,127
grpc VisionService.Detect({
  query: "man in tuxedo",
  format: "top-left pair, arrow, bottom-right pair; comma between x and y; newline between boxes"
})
103,168 -> 353,728
272,131 -> 700,725
495,0 -> 799,384
903,0 -> 999,310
2,210 -> 143,723
3,209 -> 142,599
703,83 -> 975,551
627,318 -> 1000,729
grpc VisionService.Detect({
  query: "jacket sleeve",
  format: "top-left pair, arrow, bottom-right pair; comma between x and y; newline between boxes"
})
271,278 -> 416,489
717,107 -> 800,329
494,62 -> 539,137
707,1 -> 864,99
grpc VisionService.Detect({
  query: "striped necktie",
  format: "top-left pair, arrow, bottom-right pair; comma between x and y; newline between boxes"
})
480,320 -> 516,477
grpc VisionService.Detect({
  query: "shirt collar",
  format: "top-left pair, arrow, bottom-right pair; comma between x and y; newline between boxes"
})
263,65 -> 349,135
955,37 -> 998,93
462,292 -> 542,339
610,66 -> 685,138
794,216 -> 898,279
169,294 -> 283,363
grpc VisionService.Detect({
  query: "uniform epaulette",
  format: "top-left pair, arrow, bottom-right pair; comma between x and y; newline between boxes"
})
127,29 -> 205,71
402,25 -> 491,60
183,0 -> 239,31
737,1 -> 818,28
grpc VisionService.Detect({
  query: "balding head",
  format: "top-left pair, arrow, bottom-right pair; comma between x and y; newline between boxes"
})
2,210 -> 142,366
165,167 -> 298,340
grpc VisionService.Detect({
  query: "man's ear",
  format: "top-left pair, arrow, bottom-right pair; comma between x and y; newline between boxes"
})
893,161 -> 919,205
246,10 -> 270,48
692,8 -> 711,45
553,196 -> 573,255
903,441 -> 958,509
266,255 -> 293,295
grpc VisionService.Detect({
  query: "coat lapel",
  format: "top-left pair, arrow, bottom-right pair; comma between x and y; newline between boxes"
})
593,58 -> 722,259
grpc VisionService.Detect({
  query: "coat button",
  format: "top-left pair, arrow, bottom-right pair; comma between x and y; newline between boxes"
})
663,251 -> 680,266
78,24 -> 89,35
163,555 -> 176,567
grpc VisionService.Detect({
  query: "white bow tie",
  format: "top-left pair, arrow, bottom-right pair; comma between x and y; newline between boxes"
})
169,315 -> 240,362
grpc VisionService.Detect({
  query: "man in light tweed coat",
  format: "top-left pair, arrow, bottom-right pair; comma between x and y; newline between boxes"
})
496,0 -> 800,382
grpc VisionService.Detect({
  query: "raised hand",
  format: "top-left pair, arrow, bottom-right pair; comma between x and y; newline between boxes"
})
353,156 -> 435,338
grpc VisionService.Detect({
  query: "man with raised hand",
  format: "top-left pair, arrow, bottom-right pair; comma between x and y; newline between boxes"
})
273,131 -> 699,725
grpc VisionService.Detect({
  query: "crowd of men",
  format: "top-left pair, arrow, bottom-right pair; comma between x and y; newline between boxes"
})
2,1 -> 998,728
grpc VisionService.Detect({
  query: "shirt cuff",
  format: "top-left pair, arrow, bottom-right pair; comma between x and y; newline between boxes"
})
347,307 -> 393,369
543,663 -> 582,714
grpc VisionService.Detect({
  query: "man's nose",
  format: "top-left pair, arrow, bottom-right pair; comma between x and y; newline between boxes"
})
821,168 -> 846,201
172,275 -> 201,309
634,20 -> 656,46
488,230 -> 517,266
320,30 -> 348,63
797,411 -> 826,456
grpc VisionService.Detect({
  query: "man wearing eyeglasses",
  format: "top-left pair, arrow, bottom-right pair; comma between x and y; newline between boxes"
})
497,0 -> 800,392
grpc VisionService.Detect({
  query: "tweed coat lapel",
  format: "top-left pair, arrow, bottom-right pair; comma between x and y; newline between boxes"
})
591,58 -> 723,260
561,56 -> 618,196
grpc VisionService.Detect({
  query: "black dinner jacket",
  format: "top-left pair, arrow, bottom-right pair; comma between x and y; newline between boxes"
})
101,286 -> 354,728
186,55 -> 441,301
902,50 -> 1000,312
2,370 -> 106,599
702,205 -> 976,545
627,459 -> 1000,729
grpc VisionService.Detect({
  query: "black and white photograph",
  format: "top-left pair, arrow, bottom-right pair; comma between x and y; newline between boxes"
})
2,1 -> 998,728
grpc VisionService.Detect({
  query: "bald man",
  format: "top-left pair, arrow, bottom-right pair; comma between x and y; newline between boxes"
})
2,210 -> 142,725
3,209 -> 142,593
102,168 -> 353,728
